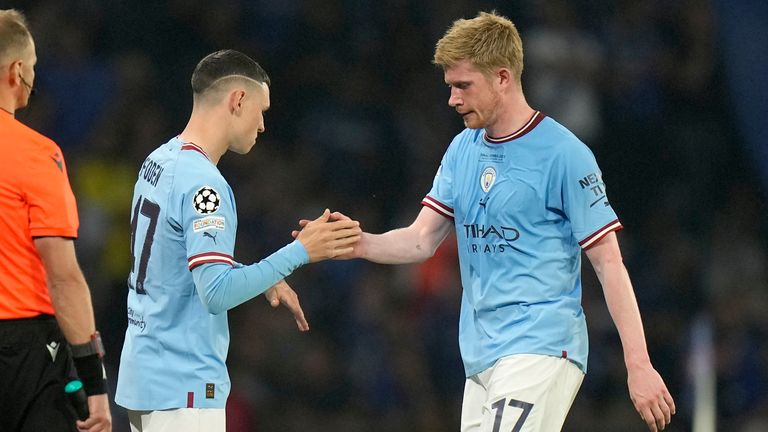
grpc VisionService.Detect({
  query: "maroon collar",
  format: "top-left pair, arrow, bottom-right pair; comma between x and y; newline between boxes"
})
483,111 -> 544,144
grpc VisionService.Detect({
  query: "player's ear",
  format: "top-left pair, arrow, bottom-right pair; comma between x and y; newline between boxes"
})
497,68 -> 511,88
228,90 -> 246,115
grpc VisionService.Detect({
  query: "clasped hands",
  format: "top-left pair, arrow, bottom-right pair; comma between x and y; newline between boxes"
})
265,209 -> 360,332
292,208 -> 361,262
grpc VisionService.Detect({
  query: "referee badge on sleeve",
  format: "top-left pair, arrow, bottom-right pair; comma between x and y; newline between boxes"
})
193,186 -> 221,214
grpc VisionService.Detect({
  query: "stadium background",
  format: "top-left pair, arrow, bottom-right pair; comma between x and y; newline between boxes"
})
7,0 -> 768,430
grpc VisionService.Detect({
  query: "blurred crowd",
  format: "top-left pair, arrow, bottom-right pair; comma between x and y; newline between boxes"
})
8,0 -> 767,430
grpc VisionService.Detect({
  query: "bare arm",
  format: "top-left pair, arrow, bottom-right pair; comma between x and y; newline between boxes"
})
292,207 -> 453,264
34,236 -> 112,431
585,232 -> 675,432
34,237 -> 96,345
357,207 -> 453,264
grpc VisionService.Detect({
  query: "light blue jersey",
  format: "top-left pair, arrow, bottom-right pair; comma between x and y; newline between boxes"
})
116,137 -> 309,410
422,112 -> 622,377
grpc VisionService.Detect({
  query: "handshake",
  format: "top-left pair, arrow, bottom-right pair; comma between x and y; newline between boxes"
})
291,209 -> 362,262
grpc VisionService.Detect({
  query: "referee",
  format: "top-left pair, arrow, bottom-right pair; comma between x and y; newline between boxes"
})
0,9 -> 111,432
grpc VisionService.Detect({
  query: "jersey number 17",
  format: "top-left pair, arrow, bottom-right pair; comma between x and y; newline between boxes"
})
128,195 -> 160,294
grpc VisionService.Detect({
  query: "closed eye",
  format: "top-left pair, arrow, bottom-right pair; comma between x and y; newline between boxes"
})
447,82 -> 471,90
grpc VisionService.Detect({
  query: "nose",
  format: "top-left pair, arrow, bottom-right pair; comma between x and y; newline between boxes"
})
448,88 -> 462,107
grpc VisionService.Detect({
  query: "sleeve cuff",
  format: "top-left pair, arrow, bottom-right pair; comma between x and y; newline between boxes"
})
285,239 -> 310,265
579,219 -> 623,249
188,252 -> 235,270
30,228 -> 78,238
421,195 -> 454,220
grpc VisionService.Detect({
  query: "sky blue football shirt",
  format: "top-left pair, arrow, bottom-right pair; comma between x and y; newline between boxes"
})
116,137 -> 309,410
422,112 -> 622,376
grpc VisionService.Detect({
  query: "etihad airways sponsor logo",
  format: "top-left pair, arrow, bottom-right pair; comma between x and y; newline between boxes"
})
463,223 -> 520,254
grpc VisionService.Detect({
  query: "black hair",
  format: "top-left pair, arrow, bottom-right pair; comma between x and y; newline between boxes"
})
191,49 -> 270,95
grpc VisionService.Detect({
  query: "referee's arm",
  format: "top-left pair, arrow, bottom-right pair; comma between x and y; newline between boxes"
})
34,236 -> 96,345
35,236 -> 113,431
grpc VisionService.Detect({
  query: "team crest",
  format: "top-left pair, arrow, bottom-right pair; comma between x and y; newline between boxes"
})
193,186 -> 221,214
480,167 -> 497,192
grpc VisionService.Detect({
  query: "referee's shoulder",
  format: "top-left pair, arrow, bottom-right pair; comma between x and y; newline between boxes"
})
6,118 -> 62,158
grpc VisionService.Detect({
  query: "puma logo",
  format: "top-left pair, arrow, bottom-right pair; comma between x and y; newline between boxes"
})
203,231 -> 217,244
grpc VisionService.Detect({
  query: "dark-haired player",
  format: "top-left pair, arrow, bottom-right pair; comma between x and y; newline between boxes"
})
115,49 -> 361,432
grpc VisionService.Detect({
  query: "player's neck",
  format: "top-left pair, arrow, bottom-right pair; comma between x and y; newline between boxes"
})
484,93 -> 535,139
178,115 -> 226,165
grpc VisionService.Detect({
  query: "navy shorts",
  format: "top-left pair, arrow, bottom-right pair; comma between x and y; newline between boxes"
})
0,315 -> 79,432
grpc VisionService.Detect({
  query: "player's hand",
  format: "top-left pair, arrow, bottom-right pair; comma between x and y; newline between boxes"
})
295,209 -> 361,262
265,280 -> 309,331
292,211 -> 362,260
76,393 -> 112,432
627,363 -> 675,431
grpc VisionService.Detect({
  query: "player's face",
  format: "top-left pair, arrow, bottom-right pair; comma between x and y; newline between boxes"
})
444,60 -> 501,130
229,82 -> 269,155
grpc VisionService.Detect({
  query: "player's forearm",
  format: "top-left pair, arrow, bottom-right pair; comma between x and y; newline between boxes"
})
193,240 -> 309,314
359,227 -> 438,264
48,274 -> 97,345
595,259 -> 652,367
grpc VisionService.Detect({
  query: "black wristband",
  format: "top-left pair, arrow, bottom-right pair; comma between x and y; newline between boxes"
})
72,354 -> 108,396
70,331 -> 105,358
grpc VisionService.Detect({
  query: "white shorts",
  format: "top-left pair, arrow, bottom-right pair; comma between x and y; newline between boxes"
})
128,408 -> 225,432
461,354 -> 584,432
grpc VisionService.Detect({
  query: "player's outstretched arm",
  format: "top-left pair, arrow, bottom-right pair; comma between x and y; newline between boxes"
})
585,232 -> 675,432
192,209 -> 361,315
292,206 -> 453,264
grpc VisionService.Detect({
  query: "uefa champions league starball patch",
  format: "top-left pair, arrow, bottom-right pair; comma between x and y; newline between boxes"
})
193,186 -> 221,214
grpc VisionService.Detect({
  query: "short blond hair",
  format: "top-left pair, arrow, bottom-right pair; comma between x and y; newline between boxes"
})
0,9 -> 32,65
433,11 -> 524,81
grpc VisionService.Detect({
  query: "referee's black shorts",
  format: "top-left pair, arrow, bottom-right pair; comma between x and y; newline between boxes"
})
0,314 -> 79,432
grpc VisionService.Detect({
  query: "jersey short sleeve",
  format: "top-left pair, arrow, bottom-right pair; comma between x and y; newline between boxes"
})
177,175 -> 237,271
560,143 -> 622,248
422,136 -> 459,219
24,143 -> 79,238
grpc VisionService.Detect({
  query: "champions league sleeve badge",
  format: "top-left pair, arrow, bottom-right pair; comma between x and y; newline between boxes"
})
193,186 -> 221,214
481,166 -> 497,192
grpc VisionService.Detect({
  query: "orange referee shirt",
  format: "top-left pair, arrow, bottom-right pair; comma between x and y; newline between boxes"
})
0,110 -> 79,319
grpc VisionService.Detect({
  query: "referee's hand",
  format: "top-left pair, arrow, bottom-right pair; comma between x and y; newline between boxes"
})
627,364 -> 675,431
76,393 -> 112,432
